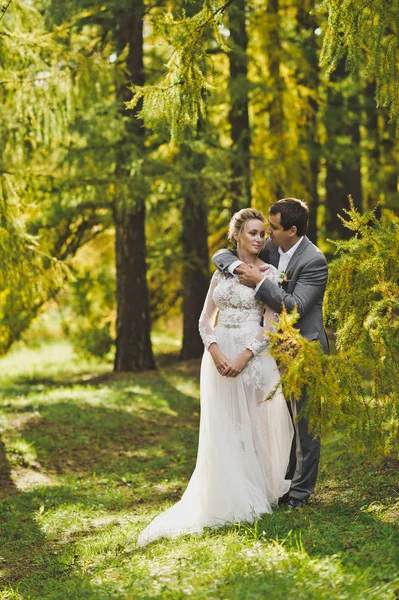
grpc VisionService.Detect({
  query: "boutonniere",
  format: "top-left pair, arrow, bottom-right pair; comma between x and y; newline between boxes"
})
277,272 -> 291,287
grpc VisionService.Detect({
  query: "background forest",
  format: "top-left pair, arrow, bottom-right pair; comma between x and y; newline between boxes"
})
2,0 -> 398,366
0,1 -> 398,598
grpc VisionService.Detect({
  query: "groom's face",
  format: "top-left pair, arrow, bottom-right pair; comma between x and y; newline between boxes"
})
267,213 -> 296,251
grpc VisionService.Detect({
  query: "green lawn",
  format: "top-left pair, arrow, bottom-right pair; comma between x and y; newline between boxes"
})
0,340 -> 398,599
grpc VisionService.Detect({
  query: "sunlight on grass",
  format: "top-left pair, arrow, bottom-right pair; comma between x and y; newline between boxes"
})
0,340 -> 398,599
0,341 -> 81,380
151,331 -> 181,353
12,468 -> 55,492
0,587 -> 24,600
6,430 -> 39,465
65,525 -> 397,600
160,375 -> 200,400
0,339 -> 72,367
35,504 -> 134,543
160,365 -> 201,400
360,500 -> 399,524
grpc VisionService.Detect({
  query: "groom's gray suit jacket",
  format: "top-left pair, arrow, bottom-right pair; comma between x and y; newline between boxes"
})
212,236 -> 329,354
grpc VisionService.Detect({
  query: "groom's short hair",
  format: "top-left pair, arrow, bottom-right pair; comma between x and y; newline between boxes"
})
269,198 -> 309,237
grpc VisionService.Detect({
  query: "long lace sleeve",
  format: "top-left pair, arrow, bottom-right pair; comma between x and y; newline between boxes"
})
198,271 -> 220,350
246,328 -> 268,356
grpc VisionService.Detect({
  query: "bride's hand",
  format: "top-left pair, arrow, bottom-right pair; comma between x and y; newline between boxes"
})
209,344 -> 232,375
223,349 -> 253,378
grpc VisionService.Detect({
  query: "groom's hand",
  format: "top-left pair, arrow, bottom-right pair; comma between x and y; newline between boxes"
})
236,264 -> 264,288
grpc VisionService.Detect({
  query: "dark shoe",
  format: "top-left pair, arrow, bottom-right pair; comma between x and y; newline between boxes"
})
278,492 -> 290,506
286,497 -> 308,510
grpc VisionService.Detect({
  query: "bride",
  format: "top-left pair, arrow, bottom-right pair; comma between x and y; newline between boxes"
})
138,208 -> 293,546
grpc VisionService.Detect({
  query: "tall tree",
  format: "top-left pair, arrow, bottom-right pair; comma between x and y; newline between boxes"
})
324,59 -> 363,239
228,0 -> 251,213
265,0 -> 285,200
178,1 -> 210,360
36,0 -> 157,370
113,2 -> 155,371
295,0 -> 320,243
179,145 -> 209,360
379,112 -> 399,211
363,81 -> 380,211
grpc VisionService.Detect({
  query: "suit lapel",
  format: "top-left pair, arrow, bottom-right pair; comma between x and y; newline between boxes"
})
271,246 -> 279,268
263,239 -> 279,268
285,236 -> 309,276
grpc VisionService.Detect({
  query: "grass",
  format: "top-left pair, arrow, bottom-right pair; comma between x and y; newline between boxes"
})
0,338 -> 398,599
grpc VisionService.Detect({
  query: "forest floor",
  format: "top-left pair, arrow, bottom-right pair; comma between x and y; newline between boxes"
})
0,339 -> 398,600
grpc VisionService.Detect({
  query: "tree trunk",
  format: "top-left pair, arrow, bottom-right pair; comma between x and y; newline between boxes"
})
0,438 -> 15,494
180,146 -> 209,360
380,111 -> 398,212
363,81 -> 381,211
265,0 -> 285,200
325,59 -> 363,239
113,1 -> 155,371
177,0 -> 209,361
228,0 -> 251,214
296,0 -> 320,244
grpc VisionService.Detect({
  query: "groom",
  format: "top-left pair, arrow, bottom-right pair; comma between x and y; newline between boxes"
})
212,198 -> 329,509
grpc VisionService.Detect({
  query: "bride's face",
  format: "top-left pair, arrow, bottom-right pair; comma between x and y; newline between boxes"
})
236,219 -> 265,254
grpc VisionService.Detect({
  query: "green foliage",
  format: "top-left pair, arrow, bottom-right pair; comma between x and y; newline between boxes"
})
0,248 -> 68,354
0,174 -> 69,355
0,0 -> 89,352
269,203 -> 399,458
319,0 -> 398,124
0,0 -> 125,352
69,317 -> 113,360
127,1 -> 232,142
61,235 -> 115,360
1,0 -> 398,370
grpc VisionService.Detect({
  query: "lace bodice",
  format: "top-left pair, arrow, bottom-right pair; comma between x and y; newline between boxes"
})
199,267 -> 278,356
214,274 -> 264,326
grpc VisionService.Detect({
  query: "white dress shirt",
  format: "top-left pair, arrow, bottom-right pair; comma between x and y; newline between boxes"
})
228,259 -> 243,275
254,236 -> 303,293
276,236 -> 303,275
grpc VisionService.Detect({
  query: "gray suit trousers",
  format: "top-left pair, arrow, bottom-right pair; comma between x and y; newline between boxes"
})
286,391 -> 320,501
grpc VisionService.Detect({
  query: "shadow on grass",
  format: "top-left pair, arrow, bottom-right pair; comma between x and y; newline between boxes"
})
4,367 -> 199,470
0,353 -> 199,397
0,366 -> 202,598
229,444 -> 399,585
254,499 -> 399,573
17,400 -> 197,488
0,439 -> 132,599
1,356 -> 398,598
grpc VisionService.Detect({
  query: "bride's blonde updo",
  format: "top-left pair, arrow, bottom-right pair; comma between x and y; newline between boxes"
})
228,208 -> 265,248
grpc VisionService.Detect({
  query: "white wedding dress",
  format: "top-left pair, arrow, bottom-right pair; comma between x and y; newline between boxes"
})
138,267 -> 293,546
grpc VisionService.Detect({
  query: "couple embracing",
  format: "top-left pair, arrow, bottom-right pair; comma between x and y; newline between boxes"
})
139,198 -> 328,546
